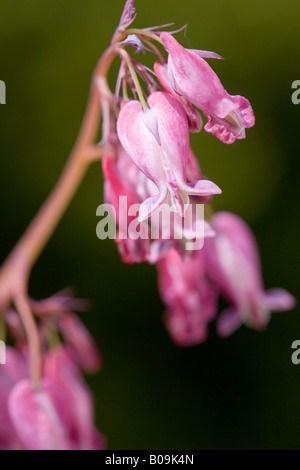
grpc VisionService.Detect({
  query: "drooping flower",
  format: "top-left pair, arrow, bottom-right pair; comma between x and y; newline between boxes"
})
203,212 -> 296,336
117,91 -> 221,222
157,249 -> 217,346
160,32 -> 255,144
103,145 -> 216,264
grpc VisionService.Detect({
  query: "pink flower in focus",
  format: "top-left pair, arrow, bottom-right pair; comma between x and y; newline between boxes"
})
160,32 -> 255,144
117,91 -> 221,222
157,249 -> 217,346
203,212 -> 296,336
154,61 -> 203,133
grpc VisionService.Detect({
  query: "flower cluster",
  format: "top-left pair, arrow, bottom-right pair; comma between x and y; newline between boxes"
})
0,0 -> 296,450
101,0 -> 295,345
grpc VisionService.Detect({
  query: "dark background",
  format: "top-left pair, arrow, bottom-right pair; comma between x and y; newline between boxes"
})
1,0 -> 300,449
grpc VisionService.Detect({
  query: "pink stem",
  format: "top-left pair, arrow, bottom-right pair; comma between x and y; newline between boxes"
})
0,43 -> 120,386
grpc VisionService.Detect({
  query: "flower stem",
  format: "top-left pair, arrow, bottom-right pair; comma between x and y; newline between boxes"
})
125,28 -> 164,46
14,295 -> 42,389
0,43 -> 119,386
0,47 -> 117,284
120,49 -> 148,110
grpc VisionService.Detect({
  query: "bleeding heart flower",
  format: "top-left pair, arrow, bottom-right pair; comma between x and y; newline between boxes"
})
160,32 -> 255,144
203,212 -> 296,336
117,91 -> 221,222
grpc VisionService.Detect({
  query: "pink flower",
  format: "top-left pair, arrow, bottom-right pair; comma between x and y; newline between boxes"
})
0,344 -> 104,450
43,348 -> 105,450
160,32 -> 255,144
0,348 -> 28,449
157,249 -> 217,346
9,378 -> 71,450
203,212 -> 296,336
8,347 -> 105,450
58,313 -> 102,373
117,91 -> 221,222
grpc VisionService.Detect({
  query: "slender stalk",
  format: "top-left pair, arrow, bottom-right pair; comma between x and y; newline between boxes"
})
120,49 -> 148,110
142,38 -> 165,63
0,311 -> 6,343
0,47 -> 117,285
125,28 -> 164,46
14,295 -> 42,389
0,43 -> 119,386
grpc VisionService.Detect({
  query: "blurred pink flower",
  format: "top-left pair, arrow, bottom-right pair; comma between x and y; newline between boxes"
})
58,313 -> 102,373
203,212 -> 296,336
7,347 -> 105,450
157,249 -> 217,346
0,347 -> 28,449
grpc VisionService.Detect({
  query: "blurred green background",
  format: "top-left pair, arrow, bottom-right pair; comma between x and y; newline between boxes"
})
1,0 -> 300,450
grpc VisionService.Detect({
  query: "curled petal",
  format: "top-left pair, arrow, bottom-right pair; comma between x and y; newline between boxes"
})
264,288 -> 296,312
59,313 -> 102,373
123,34 -> 146,53
188,49 -> 224,60
217,307 -> 243,337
